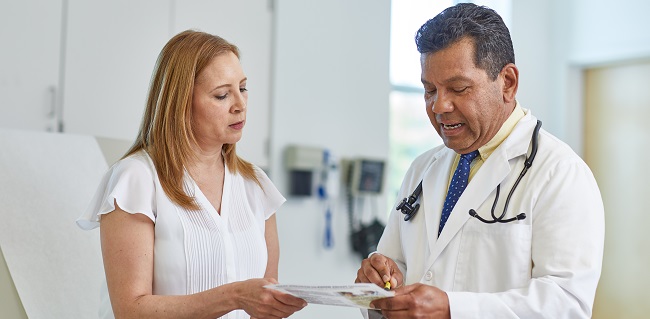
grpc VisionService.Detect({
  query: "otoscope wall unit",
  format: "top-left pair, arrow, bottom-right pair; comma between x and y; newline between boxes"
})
284,145 -> 326,196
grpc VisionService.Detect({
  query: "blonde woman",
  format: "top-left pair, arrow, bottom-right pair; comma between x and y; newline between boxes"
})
77,30 -> 306,319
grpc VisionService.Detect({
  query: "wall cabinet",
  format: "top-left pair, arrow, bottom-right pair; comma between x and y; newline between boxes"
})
0,1 -> 63,132
0,0 -> 272,167
63,0 -> 171,142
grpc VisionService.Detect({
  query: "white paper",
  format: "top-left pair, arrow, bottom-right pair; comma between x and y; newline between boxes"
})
0,129 -> 108,318
266,283 -> 394,309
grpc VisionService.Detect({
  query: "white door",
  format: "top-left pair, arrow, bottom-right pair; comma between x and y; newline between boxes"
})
585,60 -> 650,319
0,1 -> 63,132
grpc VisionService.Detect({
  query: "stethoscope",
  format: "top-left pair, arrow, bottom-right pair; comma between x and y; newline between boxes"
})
397,120 -> 542,224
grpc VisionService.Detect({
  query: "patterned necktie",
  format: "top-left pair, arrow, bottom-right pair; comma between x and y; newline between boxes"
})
438,150 -> 479,236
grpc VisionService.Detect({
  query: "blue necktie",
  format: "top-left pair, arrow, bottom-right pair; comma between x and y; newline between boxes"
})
439,151 -> 479,236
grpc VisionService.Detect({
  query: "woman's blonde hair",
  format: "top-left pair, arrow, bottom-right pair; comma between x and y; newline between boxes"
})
124,30 -> 259,210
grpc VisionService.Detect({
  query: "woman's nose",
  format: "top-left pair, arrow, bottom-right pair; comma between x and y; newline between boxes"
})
231,91 -> 247,113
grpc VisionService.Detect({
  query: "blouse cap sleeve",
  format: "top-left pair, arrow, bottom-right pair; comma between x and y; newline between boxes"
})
247,166 -> 286,220
76,153 -> 156,230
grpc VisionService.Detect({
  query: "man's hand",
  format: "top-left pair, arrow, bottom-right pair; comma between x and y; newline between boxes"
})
355,253 -> 403,291
369,283 -> 450,319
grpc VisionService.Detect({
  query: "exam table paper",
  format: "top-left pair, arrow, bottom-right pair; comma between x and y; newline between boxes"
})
266,283 -> 394,309
0,129 -> 107,318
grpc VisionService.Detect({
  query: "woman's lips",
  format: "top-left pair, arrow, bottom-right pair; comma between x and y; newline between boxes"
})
229,121 -> 245,130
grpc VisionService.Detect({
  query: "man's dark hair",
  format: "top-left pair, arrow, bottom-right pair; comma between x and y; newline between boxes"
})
415,3 -> 514,80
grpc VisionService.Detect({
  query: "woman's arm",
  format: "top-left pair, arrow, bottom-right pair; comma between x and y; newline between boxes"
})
100,202 -> 305,319
264,214 -> 280,279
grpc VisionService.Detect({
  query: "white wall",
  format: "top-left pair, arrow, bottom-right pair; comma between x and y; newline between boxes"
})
567,0 -> 650,64
511,0 -> 650,152
510,1 -> 554,132
563,0 -> 650,152
270,0 -> 391,318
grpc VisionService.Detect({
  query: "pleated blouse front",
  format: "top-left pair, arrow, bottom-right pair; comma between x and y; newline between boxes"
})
77,150 -> 285,319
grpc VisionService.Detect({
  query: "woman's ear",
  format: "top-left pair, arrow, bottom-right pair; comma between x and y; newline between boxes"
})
501,63 -> 518,103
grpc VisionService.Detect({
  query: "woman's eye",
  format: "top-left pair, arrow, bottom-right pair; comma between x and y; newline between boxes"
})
215,94 -> 228,100
240,87 -> 248,93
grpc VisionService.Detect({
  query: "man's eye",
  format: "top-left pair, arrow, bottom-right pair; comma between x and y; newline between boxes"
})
453,87 -> 468,93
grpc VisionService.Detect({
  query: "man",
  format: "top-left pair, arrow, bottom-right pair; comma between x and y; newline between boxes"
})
355,3 -> 604,318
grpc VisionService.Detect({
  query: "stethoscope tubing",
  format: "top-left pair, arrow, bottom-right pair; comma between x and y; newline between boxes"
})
398,120 -> 542,224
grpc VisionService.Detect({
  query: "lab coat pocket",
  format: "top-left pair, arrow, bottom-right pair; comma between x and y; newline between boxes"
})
454,220 -> 532,292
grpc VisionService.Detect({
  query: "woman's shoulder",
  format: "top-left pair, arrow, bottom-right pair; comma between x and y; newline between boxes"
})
250,163 -> 270,180
237,163 -> 271,191
238,163 -> 285,217
107,150 -> 157,182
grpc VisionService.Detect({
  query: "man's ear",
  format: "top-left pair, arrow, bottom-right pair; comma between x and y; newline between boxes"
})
501,63 -> 518,103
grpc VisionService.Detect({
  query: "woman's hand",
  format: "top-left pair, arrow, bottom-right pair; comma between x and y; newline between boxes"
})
236,278 -> 307,319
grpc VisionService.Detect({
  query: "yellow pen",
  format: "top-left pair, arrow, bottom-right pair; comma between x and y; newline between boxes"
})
384,281 -> 391,290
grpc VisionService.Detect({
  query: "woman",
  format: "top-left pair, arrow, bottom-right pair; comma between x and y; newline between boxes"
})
77,30 -> 306,319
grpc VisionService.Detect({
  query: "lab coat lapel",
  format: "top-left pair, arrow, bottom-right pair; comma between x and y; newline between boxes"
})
421,150 -> 454,254
425,116 -> 536,266
425,152 -> 510,265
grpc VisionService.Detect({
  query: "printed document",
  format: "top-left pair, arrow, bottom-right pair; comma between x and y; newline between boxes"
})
265,283 -> 394,309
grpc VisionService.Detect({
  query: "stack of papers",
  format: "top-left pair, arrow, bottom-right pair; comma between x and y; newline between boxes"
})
266,283 -> 394,309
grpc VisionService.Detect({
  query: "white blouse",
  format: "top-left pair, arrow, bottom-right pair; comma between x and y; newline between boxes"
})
77,150 -> 285,319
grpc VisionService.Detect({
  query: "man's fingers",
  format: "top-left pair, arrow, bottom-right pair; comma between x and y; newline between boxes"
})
369,254 -> 393,282
370,295 -> 408,311
356,258 -> 381,285
357,254 -> 404,290
390,277 -> 399,290
356,261 -> 370,283
363,261 -> 386,285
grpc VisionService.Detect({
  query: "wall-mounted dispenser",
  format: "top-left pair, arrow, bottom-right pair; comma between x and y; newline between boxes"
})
284,145 -> 325,196
284,145 -> 339,249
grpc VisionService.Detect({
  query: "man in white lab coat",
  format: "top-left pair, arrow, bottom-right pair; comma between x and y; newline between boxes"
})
355,3 -> 604,319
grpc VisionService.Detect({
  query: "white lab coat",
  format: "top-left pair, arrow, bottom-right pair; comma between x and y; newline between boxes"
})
375,112 -> 604,318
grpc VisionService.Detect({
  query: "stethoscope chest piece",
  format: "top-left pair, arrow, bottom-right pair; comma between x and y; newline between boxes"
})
397,197 -> 420,221
397,180 -> 423,221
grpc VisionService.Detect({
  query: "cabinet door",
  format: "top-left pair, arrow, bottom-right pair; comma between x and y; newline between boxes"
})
174,0 -> 273,168
62,0 -> 171,141
0,1 -> 62,132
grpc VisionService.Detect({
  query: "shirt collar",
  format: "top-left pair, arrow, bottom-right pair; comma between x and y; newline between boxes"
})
477,101 -> 526,161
